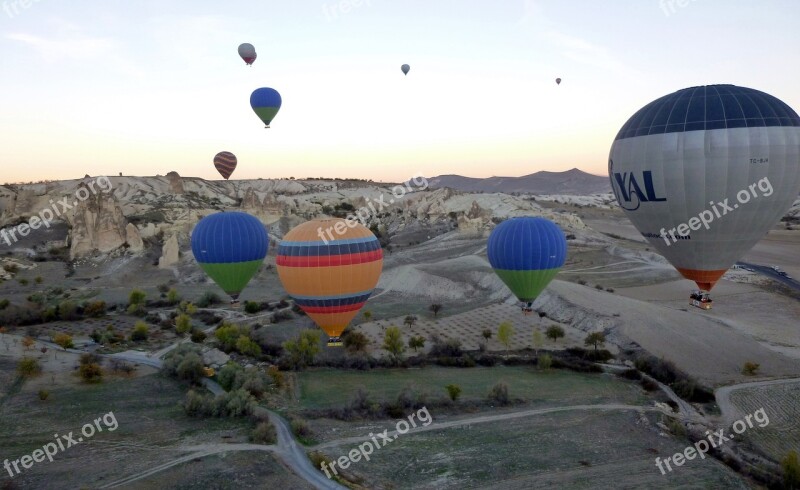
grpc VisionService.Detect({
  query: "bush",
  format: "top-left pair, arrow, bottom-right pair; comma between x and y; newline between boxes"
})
130,322 -> 149,342
53,332 -> 74,350
244,301 -> 263,314
175,314 -> 192,334
0,299 -> 9,310
783,450 -> 800,489
236,336 -> 262,358
34,276 -> 43,284
445,384 -> 462,401
290,419 -> 311,438
196,291 -> 222,308
595,284 -> 604,290
251,421 -> 277,444
38,390 -> 49,401
3,263 -> 19,273
488,382 -> 510,406
166,288 -> 181,305
742,361 -> 760,376
27,293 -> 45,306
84,300 -> 106,317
618,368 -> 642,380
163,344 -> 205,384
128,289 -> 147,306
79,363 -> 103,383
190,329 -> 207,343
429,337 -> 463,357
344,331 -> 369,353
538,354 -> 552,370
640,378 -> 659,391
17,357 -> 41,377
79,353 -> 103,366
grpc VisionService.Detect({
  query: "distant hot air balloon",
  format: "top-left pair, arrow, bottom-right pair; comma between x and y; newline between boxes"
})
250,88 -> 282,128
276,219 -> 383,346
487,217 -> 567,313
191,212 -> 268,305
555,77 -> 561,85
609,84 -> 800,297
401,64 -> 410,76
213,151 -> 237,180
238,43 -> 257,65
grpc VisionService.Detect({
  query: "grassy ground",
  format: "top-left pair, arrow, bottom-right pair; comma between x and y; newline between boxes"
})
320,410 -> 750,489
294,366 -> 647,411
0,374 -> 254,489
729,383 -> 800,461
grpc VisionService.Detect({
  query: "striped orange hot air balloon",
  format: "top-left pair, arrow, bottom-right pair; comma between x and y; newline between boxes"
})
276,219 -> 383,347
213,151 -> 237,180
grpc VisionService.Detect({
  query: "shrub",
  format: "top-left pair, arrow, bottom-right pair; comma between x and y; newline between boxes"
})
34,276 -> 43,284
196,291 -> 222,308
783,450 -> 800,489
17,357 -> 41,377
282,330 -> 321,369
18,278 -> 29,285
640,378 -> 659,391
251,421 -> 277,444
130,322 -> 149,342
742,362 -> 760,376
538,354 -> 552,370
79,353 -> 103,366
236,335 -> 262,358
84,300 -> 106,317
218,363 -> 244,391
290,419 -> 311,438
175,314 -> 192,334
53,333 -> 73,350
27,293 -> 45,305
166,288 -> 181,305
190,329 -> 207,343
577,279 -> 587,285
0,299 -> 9,310
445,384 -> 462,401
157,283 -> 170,293
38,390 -> 49,401
344,331 -> 369,353
163,344 -> 205,384
128,289 -> 146,306
244,301 -> 262,314
595,284 -> 604,290
429,337 -> 462,357
488,382 -> 510,406
79,363 -> 103,383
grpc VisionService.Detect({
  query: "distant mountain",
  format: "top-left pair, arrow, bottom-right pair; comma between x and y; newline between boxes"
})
428,168 -> 611,195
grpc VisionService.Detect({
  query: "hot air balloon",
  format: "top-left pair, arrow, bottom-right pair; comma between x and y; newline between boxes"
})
487,217 -> 567,314
191,212 -> 268,305
238,43 -> 257,65
609,84 -> 800,304
276,219 -> 383,346
250,88 -> 282,128
555,77 -> 561,85
213,151 -> 237,180
401,64 -> 410,76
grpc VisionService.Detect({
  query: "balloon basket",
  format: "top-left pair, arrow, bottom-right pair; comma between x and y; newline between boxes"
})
327,337 -> 343,347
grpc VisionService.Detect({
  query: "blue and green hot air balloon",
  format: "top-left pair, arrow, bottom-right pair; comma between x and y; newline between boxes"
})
487,217 -> 567,312
250,87 -> 282,128
191,212 -> 268,304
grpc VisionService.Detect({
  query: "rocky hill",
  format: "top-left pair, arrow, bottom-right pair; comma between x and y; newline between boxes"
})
0,174 -> 588,262
428,168 -> 611,195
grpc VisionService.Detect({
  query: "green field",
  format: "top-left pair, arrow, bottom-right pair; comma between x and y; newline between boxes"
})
321,410 -> 749,489
0,374 -> 253,489
296,366 -> 647,410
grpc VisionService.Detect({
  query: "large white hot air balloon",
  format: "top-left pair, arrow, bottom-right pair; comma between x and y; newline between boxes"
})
609,84 -> 800,295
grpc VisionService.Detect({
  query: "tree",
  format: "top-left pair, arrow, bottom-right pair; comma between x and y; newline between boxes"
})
236,335 -> 262,358
408,335 -> 425,353
782,450 -> 800,489
532,329 -> 544,356
488,381 -> 510,406
404,315 -> 417,328
53,333 -> 73,351
481,328 -> 492,342
362,310 -> 372,322
282,330 -> 321,369
584,332 -> 606,354
84,300 -> 106,318
131,322 -> 149,342
383,326 -> 405,363
429,304 -> 442,318
497,321 -> 514,354
58,300 -> 79,321
175,314 -> 192,334
445,384 -> 462,402
343,331 -> 368,353
546,325 -> 565,343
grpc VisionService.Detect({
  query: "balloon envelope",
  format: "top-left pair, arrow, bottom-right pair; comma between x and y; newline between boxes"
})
401,64 -> 410,75
213,151 -> 237,180
238,43 -> 257,65
250,88 -> 282,128
487,217 -> 567,302
556,78 -> 561,85
191,212 -> 268,301
276,219 -> 383,342
609,84 -> 800,291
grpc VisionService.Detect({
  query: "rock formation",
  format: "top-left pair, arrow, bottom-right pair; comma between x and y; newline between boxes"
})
158,234 -> 180,269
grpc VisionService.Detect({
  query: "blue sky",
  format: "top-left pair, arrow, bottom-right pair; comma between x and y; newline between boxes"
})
1,0 -> 798,182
